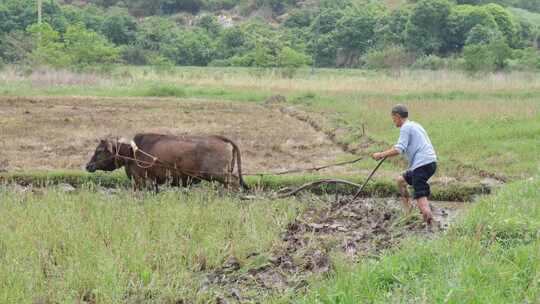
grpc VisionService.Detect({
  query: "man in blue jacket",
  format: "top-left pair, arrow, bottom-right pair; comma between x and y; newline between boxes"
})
372,104 -> 437,225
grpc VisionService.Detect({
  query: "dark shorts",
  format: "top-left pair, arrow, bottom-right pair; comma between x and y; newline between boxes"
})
403,162 -> 437,199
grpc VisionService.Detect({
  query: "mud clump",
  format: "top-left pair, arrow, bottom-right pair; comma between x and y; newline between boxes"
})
263,95 -> 287,106
203,196 -> 442,303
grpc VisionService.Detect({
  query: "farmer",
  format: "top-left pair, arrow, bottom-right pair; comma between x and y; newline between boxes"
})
371,104 -> 437,225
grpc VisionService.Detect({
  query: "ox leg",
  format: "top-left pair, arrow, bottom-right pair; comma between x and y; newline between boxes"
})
132,178 -> 142,192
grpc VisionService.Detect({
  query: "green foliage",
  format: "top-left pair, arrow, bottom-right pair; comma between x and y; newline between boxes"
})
25,22 -> 120,70
63,23 -> 121,69
411,54 -> 447,70
362,45 -> 415,70
135,17 -> 177,52
63,4 -> 106,32
26,23 -> 70,68
165,28 -> 216,66
458,0 -> 540,13
0,0 -> 537,71
277,46 -> 311,77
283,8 -> 314,28
463,43 -> 496,71
508,47 -> 540,70
447,4 -> 498,52
100,7 -> 138,45
405,0 -> 453,55
484,3 -> 521,47
380,5 -> 412,46
463,38 -> 513,71
147,54 -> 175,72
196,14 -> 222,37
466,24 -> 504,45
120,44 -> 150,65
334,2 -> 388,65
143,83 -> 186,97
278,46 -> 311,68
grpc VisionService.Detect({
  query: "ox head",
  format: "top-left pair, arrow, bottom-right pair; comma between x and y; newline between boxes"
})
86,140 -> 118,172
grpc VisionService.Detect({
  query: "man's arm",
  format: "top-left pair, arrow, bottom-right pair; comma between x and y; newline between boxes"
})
372,147 -> 400,160
372,125 -> 410,160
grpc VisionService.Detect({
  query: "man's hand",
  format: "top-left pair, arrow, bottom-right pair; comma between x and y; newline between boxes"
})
372,152 -> 385,160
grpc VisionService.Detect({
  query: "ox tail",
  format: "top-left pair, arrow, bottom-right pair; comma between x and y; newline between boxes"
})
213,135 -> 249,191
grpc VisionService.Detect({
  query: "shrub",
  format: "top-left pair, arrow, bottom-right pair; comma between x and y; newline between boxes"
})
508,47 -> 540,71
120,44 -> 149,65
208,59 -> 231,67
463,43 -> 495,71
277,46 -> 311,78
463,38 -> 512,72
412,54 -> 446,70
143,83 -> 186,97
362,45 -> 415,70
148,53 -> 175,73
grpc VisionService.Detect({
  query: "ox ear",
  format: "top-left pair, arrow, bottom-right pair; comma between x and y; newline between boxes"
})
106,141 -> 114,153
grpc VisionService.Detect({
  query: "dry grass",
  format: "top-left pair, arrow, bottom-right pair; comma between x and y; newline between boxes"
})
127,69 -> 540,96
28,68 -> 111,87
0,96 -> 349,173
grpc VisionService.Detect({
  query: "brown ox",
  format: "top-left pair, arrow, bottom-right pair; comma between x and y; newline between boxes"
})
86,133 -> 248,191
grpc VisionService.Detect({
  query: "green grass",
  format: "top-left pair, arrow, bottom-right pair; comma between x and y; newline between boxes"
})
288,92 -> 540,178
0,80 -> 268,102
0,185 -> 301,303
299,178 -> 540,303
0,170 -> 489,202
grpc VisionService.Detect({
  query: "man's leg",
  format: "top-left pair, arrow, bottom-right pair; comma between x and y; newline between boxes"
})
412,163 -> 437,225
396,175 -> 413,215
416,196 -> 433,225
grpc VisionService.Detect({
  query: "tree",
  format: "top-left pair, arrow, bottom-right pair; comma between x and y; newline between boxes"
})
446,5 -> 498,52
218,26 -> 247,59
63,23 -> 120,69
309,8 -> 344,67
162,0 -> 205,14
196,14 -> 222,37
380,5 -> 413,46
334,3 -> 388,66
135,17 -> 178,52
463,38 -> 512,71
405,0 -> 452,55
463,43 -> 495,71
277,46 -> 311,77
101,7 -> 138,45
26,23 -> 69,67
465,24 -> 503,45
165,28 -> 215,66
283,8 -> 313,28
278,46 -> 310,67
483,3 -> 520,48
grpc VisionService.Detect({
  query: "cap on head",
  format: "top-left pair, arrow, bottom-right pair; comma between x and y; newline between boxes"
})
391,104 -> 408,118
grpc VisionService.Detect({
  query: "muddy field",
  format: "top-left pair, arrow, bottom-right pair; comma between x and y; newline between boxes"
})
201,195 -> 466,303
0,96 -> 351,173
